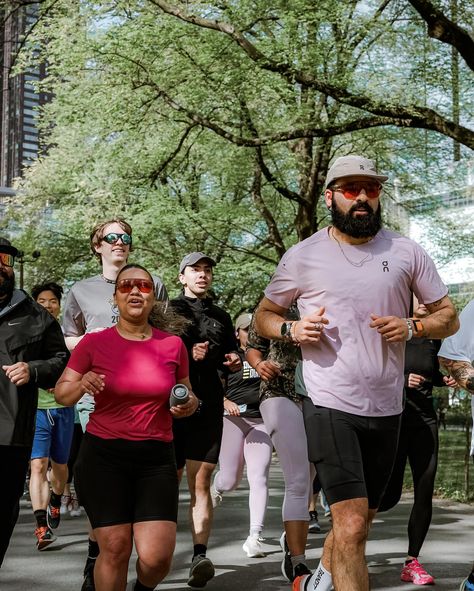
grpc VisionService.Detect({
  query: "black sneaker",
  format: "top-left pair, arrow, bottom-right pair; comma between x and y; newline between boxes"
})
187,555 -> 215,588
294,563 -> 312,578
34,526 -> 56,551
81,561 -> 96,591
308,511 -> 321,533
47,502 -> 61,529
279,531 -> 294,582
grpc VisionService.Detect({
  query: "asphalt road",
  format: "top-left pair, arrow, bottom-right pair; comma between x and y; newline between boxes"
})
1,458 -> 473,590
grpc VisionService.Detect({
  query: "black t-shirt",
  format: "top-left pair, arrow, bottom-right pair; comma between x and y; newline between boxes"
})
404,336 -> 444,416
226,348 -> 261,418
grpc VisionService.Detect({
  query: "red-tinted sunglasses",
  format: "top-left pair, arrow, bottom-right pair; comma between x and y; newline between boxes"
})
331,181 -> 382,200
116,278 -> 154,294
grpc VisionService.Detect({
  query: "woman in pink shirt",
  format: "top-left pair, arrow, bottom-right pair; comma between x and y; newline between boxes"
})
55,264 -> 199,591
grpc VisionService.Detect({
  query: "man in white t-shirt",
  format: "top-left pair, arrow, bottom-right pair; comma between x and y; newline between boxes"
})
255,155 -> 459,591
62,217 -> 168,591
439,299 -> 474,591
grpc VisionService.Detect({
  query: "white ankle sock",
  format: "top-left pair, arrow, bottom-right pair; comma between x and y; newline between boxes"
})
307,560 -> 333,590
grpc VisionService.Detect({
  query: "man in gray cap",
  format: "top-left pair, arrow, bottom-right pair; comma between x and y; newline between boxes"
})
171,252 -> 241,588
0,237 -> 69,565
255,155 -> 459,591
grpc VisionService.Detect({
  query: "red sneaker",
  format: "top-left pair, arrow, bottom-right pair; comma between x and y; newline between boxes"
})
401,559 -> 435,585
35,526 -> 56,551
47,503 -> 61,529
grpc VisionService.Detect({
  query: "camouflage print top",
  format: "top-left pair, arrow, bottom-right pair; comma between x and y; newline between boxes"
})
246,306 -> 302,404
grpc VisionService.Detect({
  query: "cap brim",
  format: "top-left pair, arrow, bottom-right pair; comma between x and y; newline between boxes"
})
327,172 -> 388,188
0,245 -> 19,257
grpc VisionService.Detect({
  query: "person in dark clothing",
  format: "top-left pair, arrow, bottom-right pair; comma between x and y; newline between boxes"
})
170,251 -> 241,588
379,301 -> 455,586
0,237 -> 69,566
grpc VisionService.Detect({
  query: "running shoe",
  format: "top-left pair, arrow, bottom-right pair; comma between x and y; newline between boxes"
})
308,511 -> 321,533
81,560 -> 96,591
279,531 -> 294,582
69,494 -> 83,517
460,577 -> 474,590
187,555 -> 215,588
400,559 -> 434,585
210,483 -> 222,509
47,502 -> 61,529
60,494 -> 71,515
242,535 -> 265,558
35,526 -> 56,550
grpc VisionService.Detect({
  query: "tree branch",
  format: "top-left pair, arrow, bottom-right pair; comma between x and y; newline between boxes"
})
149,0 -> 474,149
407,0 -> 474,71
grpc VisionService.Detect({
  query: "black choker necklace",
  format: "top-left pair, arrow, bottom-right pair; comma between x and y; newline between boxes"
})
101,274 -> 116,284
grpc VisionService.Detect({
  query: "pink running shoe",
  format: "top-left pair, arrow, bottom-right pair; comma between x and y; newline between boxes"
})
400,559 -> 435,586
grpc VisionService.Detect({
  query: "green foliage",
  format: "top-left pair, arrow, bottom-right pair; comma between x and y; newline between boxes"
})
4,0 -> 473,312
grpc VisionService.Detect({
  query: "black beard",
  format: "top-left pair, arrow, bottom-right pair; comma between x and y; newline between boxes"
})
331,199 -> 382,239
0,270 -> 15,303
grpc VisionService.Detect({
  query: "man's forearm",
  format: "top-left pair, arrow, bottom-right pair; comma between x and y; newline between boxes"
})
439,357 -> 474,393
423,298 -> 459,339
254,309 -> 286,340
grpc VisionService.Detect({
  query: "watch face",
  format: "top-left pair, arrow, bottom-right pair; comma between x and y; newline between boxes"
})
281,321 -> 291,336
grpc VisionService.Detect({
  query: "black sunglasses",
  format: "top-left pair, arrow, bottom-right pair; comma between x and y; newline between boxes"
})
102,232 -> 132,245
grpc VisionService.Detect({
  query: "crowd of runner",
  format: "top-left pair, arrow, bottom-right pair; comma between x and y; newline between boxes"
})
1,154 -> 473,591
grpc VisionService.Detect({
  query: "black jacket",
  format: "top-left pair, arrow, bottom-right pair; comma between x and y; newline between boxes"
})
0,290 -> 69,447
170,294 -> 238,414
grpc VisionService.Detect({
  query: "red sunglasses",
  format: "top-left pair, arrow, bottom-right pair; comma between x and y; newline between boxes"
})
116,278 -> 154,294
331,181 -> 382,200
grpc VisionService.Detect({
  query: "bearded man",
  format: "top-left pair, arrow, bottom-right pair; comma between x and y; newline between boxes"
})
254,155 -> 459,591
0,237 -> 69,566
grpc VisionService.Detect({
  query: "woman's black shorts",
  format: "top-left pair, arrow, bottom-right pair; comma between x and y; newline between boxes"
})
75,433 -> 178,529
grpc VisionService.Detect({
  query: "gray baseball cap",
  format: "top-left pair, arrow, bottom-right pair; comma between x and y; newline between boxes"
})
179,252 -> 216,274
325,155 -> 388,189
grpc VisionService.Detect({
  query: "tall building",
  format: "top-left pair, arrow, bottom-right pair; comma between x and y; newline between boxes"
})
0,2 -> 49,189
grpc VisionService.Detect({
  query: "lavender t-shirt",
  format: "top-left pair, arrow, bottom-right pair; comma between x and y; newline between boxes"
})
264,227 -> 448,417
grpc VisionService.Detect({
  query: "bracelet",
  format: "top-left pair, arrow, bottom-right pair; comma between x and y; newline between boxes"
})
255,359 -> 263,369
290,320 -> 300,344
405,318 -> 413,341
411,318 -> 424,336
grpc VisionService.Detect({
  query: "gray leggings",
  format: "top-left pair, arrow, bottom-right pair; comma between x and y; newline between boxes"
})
214,416 -> 272,531
260,396 -> 311,522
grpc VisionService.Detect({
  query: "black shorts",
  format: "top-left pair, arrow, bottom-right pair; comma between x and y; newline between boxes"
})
75,433 -> 178,529
303,398 -> 401,509
172,413 -> 223,470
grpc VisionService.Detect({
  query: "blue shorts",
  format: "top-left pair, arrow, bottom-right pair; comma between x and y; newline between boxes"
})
31,407 -> 75,464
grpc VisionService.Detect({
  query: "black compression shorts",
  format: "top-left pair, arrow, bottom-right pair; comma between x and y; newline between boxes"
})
75,433 -> 178,529
172,413 -> 223,470
303,398 -> 401,509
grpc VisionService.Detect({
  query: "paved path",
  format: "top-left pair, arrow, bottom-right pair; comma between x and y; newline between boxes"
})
2,458 -> 473,590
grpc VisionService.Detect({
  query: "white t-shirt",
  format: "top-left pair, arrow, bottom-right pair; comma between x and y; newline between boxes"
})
264,227 -> 448,417
62,274 -> 168,337
438,299 -> 474,363
438,299 -> 474,454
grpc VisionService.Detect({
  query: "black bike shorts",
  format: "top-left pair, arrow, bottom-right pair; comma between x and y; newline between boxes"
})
75,433 -> 178,528
172,413 -> 223,470
303,398 -> 401,509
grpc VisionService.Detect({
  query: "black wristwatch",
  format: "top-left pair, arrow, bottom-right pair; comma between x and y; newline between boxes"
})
280,321 -> 294,341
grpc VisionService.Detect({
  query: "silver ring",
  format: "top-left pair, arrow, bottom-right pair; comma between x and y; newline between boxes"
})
314,322 -> 323,331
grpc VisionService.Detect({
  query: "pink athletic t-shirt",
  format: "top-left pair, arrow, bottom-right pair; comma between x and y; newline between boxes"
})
67,327 -> 189,441
264,227 -> 448,417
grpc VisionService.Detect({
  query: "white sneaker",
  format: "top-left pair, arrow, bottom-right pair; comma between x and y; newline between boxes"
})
242,535 -> 265,558
69,494 -> 82,517
60,495 -> 70,516
210,483 -> 222,508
